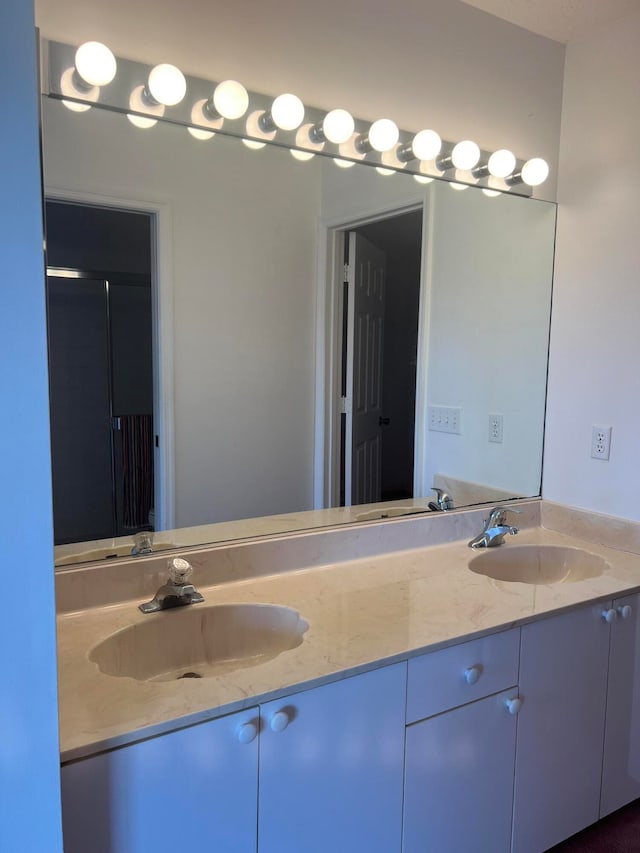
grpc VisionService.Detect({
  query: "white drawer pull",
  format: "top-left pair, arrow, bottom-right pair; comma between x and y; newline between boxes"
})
617,605 -> 633,619
270,711 -> 290,733
505,697 -> 522,716
602,608 -> 618,623
237,722 -> 258,744
464,665 -> 482,685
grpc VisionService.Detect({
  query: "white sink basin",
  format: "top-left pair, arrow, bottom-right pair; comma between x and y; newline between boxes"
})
90,603 -> 309,682
468,544 -> 609,585
55,542 -> 177,566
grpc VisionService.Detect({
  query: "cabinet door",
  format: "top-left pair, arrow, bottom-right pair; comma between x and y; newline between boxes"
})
403,688 -> 519,853
258,663 -> 407,853
61,707 -> 259,853
512,602 -> 611,853
601,592 -> 640,817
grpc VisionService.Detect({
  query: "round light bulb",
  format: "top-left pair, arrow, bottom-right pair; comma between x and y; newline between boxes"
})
488,149 -> 516,179
521,157 -> 549,187
147,64 -> 187,106
322,109 -> 355,144
451,140 -> 481,170
271,94 -> 305,130
75,41 -> 116,87
213,80 -> 249,120
368,119 -> 399,152
412,129 -> 441,161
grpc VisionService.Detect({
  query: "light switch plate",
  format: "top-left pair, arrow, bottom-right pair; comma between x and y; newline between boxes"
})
428,406 -> 462,435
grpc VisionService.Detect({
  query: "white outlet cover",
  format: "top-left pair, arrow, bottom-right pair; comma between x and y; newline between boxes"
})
591,425 -> 612,460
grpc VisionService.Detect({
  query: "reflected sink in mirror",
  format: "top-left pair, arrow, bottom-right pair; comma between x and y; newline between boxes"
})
55,542 -> 178,566
468,545 -> 609,585
90,603 -> 309,682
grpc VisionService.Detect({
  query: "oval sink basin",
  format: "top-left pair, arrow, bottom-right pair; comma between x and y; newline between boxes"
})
468,544 -> 609,585
90,603 -> 309,682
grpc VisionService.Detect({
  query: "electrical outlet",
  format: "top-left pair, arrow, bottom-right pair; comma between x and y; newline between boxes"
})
591,425 -> 612,460
428,406 -> 462,435
489,414 -> 504,443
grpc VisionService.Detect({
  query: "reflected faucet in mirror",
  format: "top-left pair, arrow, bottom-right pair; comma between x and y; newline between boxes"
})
428,488 -> 454,512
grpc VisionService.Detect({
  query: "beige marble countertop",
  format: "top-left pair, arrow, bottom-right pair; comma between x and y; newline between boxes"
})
57,524 -> 640,762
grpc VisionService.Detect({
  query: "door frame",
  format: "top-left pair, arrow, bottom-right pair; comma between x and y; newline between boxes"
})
314,192 -> 435,509
43,186 -> 175,531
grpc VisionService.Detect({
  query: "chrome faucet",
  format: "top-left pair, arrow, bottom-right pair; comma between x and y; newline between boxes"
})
139,557 -> 204,613
468,506 -> 521,549
428,487 -> 454,512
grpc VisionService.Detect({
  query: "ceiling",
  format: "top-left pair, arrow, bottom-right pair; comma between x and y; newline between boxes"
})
460,0 -> 639,42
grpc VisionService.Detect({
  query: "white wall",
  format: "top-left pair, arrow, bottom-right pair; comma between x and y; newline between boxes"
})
42,99 -> 320,527
35,0 -> 565,200
424,181 -> 555,497
543,9 -> 640,519
0,2 -> 62,850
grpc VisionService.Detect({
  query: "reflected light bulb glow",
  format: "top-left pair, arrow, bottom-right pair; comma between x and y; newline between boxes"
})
414,174 -> 434,184
450,181 -> 469,191
188,127 -> 215,140
60,67 -> 98,111
243,138 -> 266,150
323,109 -> 355,144
75,41 -> 116,87
333,157 -> 355,169
127,113 -> 158,129
412,129 -> 441,161
129,84 -> 163,127
451,140 -> 480,170
368,119 -> 399,152
375,167 -> 395,176
147,64 -> 187,106
482,188 -> 502,197
213,80 -> 249,120
291,149 -> 315,161
271,94 -> 305,130
488,149 -> 516,179
521,158 -> 549,186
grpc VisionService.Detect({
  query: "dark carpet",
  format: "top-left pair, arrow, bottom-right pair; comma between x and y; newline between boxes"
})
548,799 -> 640,851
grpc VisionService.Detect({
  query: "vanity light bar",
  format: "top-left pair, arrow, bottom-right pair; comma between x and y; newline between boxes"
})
44,39 -> 548,196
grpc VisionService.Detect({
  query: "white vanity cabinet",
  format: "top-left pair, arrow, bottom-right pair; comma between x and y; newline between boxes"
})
61,705 -> 260,853
258,661 -> 407,853
512,601 -> 612,853
601,592 -> 640,817
61,662 -> 407,853
403,629 -> 521,853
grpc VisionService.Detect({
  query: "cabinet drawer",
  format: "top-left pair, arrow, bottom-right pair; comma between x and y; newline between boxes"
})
407,628 -> 520,723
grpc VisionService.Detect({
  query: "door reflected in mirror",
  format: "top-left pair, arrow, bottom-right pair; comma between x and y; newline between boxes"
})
41,95 -> 556,566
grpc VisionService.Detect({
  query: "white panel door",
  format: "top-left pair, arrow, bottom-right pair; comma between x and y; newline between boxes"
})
345,231 -> 386,506
403,688 -> 519,853
258,662 -> 406,853
601,592 -> 640,817
61,707 -> 259,853
512,602 -> 611,853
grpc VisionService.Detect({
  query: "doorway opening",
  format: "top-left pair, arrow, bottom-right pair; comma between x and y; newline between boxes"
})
44,200 -> 156,545
335,208 -> 423,507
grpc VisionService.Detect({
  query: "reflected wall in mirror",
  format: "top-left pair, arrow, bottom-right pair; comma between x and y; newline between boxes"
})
41,95 -> 556,566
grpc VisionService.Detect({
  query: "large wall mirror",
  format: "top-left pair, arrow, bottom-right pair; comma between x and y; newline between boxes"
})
41,92 -> 556,567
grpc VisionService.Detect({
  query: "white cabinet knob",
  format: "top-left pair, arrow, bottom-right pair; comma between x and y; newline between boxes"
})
464,665 -> 482,685
505,697 -> 523,716
617,605 -> 633,620
270,711 -> 290,733
237,722 -> 258,744
602,608 -> 618,623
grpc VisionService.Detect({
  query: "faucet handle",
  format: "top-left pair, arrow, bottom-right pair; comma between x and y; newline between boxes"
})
487,506 -> 522,526
168,557 -> 193,585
